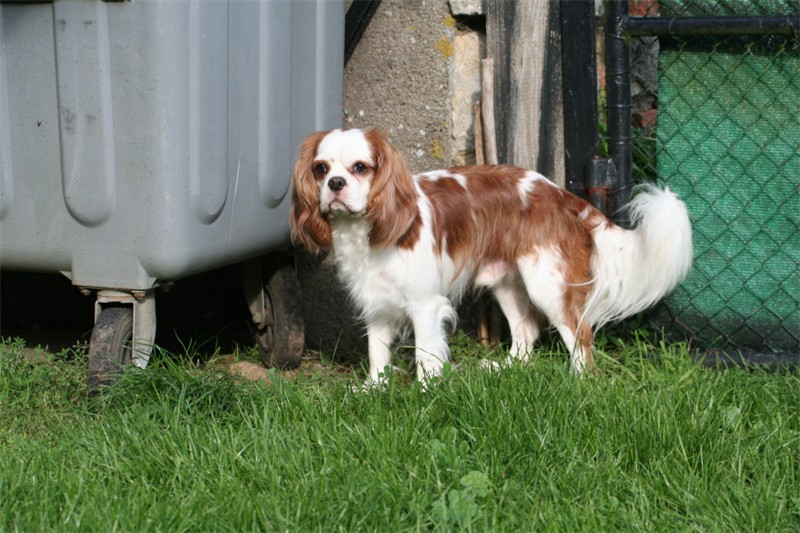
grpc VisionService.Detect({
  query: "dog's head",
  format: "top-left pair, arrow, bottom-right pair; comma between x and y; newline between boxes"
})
290,128 -> 418,253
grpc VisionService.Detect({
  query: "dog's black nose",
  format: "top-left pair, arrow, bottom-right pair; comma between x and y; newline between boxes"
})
328,176 -> 346,192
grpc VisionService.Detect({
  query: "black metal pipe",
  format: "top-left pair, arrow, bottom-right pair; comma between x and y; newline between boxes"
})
605,0 -> 632,228
345,0 -> 382,65
587,157 -> 616,215
560,0 -> 599,200
626,15 -> 800,36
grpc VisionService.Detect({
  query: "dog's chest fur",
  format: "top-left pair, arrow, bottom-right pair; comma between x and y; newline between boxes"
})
329,217 -> 407,319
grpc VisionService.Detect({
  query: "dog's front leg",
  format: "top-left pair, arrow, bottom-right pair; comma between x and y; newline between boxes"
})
366,321 -> 396,384
410,297 -> 455,383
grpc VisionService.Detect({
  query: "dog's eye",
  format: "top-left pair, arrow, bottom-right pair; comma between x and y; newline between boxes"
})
352,162 -> 368,174
313,163 -> 328,176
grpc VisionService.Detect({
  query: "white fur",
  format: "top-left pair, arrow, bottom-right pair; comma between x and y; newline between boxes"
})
584,184 -> 693,327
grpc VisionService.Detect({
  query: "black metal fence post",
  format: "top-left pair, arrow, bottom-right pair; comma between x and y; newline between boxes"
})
605,0 -> 633,228
560,0 -> 599,201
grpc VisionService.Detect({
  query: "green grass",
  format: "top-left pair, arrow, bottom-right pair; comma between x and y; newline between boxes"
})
1,334 -> 798,532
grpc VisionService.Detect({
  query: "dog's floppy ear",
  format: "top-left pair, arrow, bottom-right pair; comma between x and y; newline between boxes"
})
364,129 -> 419,248
290,131 -> 333,253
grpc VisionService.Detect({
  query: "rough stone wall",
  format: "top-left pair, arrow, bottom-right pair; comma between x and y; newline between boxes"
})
343,0 -> 456,172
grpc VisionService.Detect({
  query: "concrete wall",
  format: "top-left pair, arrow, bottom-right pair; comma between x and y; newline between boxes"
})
343,0 -> 455,172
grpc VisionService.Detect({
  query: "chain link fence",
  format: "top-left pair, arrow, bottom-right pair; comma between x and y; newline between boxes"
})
623,0 -> 799,356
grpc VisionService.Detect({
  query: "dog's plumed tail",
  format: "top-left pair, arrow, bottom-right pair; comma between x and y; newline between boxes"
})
584,184 -> 693,327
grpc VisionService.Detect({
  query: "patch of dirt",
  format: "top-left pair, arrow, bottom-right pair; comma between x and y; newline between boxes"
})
213,352 -> 358,384
215,356 -> 272,383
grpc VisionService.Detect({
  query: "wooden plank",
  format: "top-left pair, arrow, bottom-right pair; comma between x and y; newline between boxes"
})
485,0 -> 565,185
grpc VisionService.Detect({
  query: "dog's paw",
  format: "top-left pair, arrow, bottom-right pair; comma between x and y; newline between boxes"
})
351,376 -> 388,393
479,358 -> 498,371
478,357 -> 519,372
350,366 -> 403,393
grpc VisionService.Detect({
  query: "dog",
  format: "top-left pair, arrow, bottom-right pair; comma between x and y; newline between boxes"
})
290,128 -> 692,384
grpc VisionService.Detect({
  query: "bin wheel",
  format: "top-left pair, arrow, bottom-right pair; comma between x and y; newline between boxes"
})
87,307 -> 133,394
256,259 -> 305,370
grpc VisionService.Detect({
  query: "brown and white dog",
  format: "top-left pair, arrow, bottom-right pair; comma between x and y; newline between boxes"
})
290,128 -> 692,384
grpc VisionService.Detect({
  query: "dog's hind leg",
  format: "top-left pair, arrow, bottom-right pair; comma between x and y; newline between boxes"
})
517,253 -> 595,374
553,321 -> 595,374
491,278 -> 541,362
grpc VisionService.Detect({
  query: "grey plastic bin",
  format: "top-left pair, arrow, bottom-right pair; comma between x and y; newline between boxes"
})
0,0 -> 344,387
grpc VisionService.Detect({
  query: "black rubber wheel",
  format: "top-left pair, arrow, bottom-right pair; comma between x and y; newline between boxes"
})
256,258 -> 305,370
87,306 -> 133,394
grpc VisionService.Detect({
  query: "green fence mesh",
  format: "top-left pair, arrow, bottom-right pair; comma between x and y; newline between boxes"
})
659,0 -> 797,18
633,1 -> 799,354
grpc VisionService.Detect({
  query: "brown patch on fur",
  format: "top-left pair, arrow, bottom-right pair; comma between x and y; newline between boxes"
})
577,322 -> 596,370
417,177 -> 474,258
396,211 -> 424,250
453,165 -> 531,264
290,131 -> 333,253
